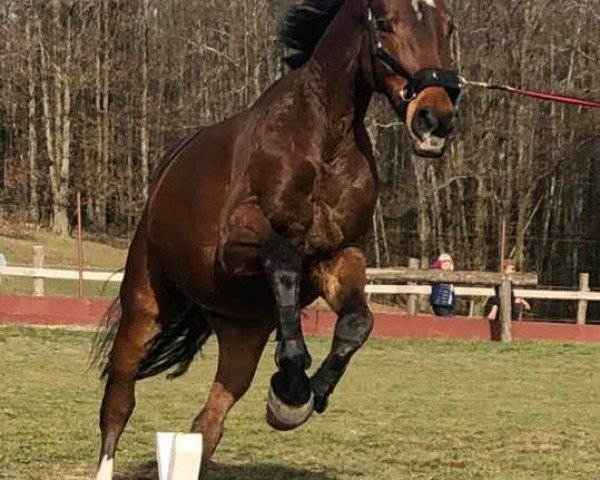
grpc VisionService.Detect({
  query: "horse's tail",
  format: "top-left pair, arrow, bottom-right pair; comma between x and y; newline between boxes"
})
136,304 -> 213,380
89,298 -> 122,376
90,300 -> 213,381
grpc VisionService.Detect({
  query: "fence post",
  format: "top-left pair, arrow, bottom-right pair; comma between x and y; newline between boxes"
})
407,257 -> 420,315
500,275 -> 512,342
419,257 -> 430,313
77,191 -> 85,298
468,300 -> 475,318
33,245 -> 45,297
577,273 -> 590,325
0,252 -> 5,286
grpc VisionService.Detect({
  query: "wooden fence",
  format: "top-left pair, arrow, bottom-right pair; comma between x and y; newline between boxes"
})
1,247 -> 599,341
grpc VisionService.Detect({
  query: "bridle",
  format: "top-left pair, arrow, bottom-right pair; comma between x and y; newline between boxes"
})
366,4 -> 461,104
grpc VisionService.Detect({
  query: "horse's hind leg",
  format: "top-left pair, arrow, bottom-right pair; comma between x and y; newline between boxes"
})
96,292 -> 161,480
190,316 -> 271,465
96,237 -> 185,479
97,285 -> 173,480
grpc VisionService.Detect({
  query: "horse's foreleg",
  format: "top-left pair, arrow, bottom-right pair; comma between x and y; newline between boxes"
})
191,318 -> 270,464
263,234 -> 314,430
220,205 -> 313,429
310,247 -> 374,413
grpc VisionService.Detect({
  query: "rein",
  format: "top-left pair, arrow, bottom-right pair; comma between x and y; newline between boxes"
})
459,78 -> 600,109
365,6 -> 461,104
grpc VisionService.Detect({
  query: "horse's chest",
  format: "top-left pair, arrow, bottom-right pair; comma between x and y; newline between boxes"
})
302,200 -> 346,254
262,153 -> 377,255
301,171 -> 376,254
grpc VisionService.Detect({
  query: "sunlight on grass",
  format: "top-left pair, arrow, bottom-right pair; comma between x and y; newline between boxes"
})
0,276 -> 119,299
0,232 -> 127,269
2,327 -> 600,479
0,232 -> 126,298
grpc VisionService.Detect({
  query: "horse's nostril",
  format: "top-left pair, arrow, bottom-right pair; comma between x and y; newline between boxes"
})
413,108 -> 439,138
412,108 -> 455,139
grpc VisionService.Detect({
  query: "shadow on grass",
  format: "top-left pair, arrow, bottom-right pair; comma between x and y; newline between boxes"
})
116,460 -> 338,480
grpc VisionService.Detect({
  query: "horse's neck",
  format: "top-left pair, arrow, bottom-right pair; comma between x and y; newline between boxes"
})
307,0 -> 372,133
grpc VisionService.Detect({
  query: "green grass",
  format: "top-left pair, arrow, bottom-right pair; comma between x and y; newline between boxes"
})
0,232 -> 126,298
0,231 -> 126,269
0,276 -> 120,299
2,327 -> 600,479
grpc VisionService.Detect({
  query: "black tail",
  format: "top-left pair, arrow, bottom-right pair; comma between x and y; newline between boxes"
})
89,298 -> 121,374
90,300 -> 213,380
137,305 -> 212,379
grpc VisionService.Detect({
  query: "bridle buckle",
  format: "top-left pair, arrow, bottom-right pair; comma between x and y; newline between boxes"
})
400,88 -> 417,102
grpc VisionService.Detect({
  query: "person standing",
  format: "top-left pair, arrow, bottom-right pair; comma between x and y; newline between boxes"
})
430,253 -> 456,317
486,259 -> 531,321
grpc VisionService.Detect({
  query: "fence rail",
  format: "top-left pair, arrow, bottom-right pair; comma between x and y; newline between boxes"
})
364,283 -> 600,301
0,266 -> 124,283
1,248 -> 598,337
365,267 -> 539,286
1,267 -> 598,301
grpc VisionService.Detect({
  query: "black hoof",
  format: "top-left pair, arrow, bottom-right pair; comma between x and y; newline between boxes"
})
270,367 -> 312,407
313,393 -> 328,414
310,376 -> 330,414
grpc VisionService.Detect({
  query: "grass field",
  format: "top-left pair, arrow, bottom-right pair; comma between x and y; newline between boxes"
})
0,232 -> 126,298
0,232 -> 126,268
3,326 -> 600,479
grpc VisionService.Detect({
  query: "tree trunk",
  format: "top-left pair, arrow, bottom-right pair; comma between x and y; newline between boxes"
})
26,15 -> 39,223
140,0 -> 150,200
412,156 -> 431,264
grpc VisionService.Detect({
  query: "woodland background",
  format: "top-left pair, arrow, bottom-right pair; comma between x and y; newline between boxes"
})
0,0 -> 598,317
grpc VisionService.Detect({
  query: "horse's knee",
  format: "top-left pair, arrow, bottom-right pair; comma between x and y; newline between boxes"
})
335,308 -> 373,350
264,239 -> 304,342
269,269 -> 301,306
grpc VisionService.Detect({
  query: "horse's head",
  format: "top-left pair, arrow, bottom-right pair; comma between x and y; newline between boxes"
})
362,0 -> 460,157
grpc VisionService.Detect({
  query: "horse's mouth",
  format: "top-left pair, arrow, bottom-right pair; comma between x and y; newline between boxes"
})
412,134 -> 446,158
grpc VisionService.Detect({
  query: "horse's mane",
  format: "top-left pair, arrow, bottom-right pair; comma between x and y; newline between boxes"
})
280,0 -> 346,69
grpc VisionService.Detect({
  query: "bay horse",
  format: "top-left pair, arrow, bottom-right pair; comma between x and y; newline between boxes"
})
94,0 -> 460,478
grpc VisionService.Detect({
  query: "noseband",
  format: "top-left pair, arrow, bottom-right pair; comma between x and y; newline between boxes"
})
366,6 -> 461,104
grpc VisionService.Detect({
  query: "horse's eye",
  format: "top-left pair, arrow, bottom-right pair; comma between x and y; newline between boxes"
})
376,19 -> 394,33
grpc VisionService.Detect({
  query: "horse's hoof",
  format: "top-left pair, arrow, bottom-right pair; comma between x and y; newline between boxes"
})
313,393 -> 328,414
266,382 -> 314,431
